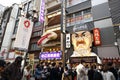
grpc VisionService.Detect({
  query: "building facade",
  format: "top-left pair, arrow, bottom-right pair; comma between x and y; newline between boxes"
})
64,0 -> 120,62
0,4 -> 19,59
38,0 -> 62,61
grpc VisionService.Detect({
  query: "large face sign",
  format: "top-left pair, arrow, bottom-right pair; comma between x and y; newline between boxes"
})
72,31 -> 93,51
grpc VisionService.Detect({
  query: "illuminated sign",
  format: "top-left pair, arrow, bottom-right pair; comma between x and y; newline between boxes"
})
93,28 -> 101,46
66,33 -> 71,48
39,0 -> 45,23
39,51 -> 62,60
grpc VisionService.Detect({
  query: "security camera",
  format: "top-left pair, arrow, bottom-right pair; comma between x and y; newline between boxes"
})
33,7 -> 37,13
19,4 -> 23,10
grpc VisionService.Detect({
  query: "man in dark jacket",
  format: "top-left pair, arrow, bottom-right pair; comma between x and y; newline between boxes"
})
1,56 -> 23,80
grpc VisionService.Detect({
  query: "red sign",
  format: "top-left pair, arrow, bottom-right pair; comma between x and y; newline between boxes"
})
24,20 -> 30,28
93,28 -> 101,46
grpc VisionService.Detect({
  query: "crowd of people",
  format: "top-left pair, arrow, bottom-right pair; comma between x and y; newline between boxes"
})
0,56 -> 120,80
24,60 -> 120,80
0,56 -> 23,80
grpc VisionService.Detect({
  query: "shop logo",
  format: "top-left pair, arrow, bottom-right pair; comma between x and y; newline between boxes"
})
24,20 -> 30,28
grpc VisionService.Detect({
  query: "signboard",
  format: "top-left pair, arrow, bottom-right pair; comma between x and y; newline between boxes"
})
39,51 -> 62,60
70,56 -> 97,63
61,0 -> 66,33
93,28 -> 101,46
14,17 -> 33,50
39,0 -> 45,23
66,34 -> 71,48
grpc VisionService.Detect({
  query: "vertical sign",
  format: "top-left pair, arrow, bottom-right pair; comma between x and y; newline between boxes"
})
61,0 -> 66,33
66,34 -> 71,48
93,28 -> 101,46
14,17 -> 33,50
39,0 -> 45,23
29,54 -> 34,73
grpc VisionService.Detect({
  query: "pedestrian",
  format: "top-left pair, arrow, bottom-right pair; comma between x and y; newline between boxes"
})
62,66 -> 72,80
76,62 -> 88,80
24,65 -> 32,80
34,63 -> 42,80
57,62 -> 64,80
0,59 -> 6,79
101,64 -> 115,80
88,65 -> 95,80
118,67 -> 120,80
49,62 -> 58,80
0,56 -> 23,80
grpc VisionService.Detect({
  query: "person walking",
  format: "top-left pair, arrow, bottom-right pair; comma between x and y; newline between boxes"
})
0,56 -> 23,80
101,64 -> 115,80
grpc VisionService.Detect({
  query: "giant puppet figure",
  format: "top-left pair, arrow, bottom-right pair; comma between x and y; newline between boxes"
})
71,30 -> 101,64
71,30 -> 101,80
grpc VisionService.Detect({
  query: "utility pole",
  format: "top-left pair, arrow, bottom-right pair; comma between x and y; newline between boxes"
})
61,0 -> 66,67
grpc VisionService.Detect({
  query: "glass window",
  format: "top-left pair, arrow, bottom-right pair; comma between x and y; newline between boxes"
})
24,3 -> 28,12
0,32 -> 2,36
32,31 -> 42,37
13,20 -> 19,34
75,11 -> 82,17
83,8 -> 91,14
28,1 -> 33,11
34,21 -> 41,27
30,43 -> 40,50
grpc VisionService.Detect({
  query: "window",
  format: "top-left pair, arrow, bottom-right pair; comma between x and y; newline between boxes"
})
32,31 -> 42,37
30,43 -> 40,50
13,20 -> 19,34
24,3 -> 28,12
0,32 -> 2,36
34,21 -> 41,27
0,27 -> 1,30
75,11 -> 82,17
28,1 -> 33,11
66,8 -> 92,27
83,8 -> 91,14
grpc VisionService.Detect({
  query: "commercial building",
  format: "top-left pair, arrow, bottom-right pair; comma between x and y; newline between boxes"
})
38,0 -> 62,61
63,0 -> 120,63
0,0 -> 42,62
0,0 -> 120,64
0,4 -> 19,59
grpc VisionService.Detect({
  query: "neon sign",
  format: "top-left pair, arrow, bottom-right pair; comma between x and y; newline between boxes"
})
39,51 -> 62,60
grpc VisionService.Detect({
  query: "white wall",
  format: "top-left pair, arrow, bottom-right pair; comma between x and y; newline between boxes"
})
91,0 -> 108,6
0,4 -> 19,58
94,18 -> 113,28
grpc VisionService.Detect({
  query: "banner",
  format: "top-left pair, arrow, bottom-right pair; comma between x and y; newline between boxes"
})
39,0 -> 45,23
93,28 -> 101,46
14,17 -> 33,50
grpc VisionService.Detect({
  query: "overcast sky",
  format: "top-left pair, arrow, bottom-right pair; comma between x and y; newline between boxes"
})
0,0 -> 21,7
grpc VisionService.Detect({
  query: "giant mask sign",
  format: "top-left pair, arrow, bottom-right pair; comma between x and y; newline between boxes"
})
71,30 -> 101,64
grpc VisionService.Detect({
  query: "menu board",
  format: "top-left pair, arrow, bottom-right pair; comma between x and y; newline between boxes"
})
70,56 -> 97,63
39,51 -> 62,60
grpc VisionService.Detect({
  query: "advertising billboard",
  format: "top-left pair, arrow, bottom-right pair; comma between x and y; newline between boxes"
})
14,17 -> 33,50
